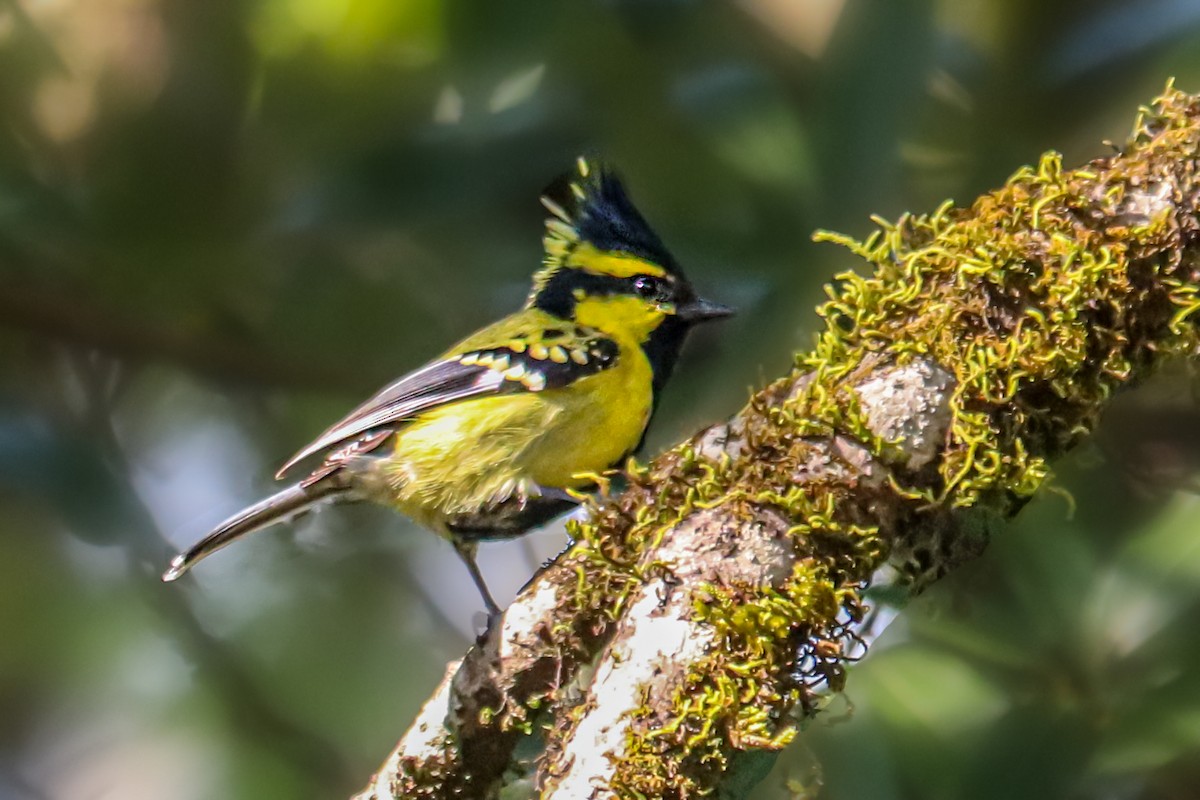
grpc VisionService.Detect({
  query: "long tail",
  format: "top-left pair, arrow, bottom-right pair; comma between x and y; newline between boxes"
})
161,482 -> 348,582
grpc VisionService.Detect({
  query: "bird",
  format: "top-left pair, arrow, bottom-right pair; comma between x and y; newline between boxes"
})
161,157 -> 734,616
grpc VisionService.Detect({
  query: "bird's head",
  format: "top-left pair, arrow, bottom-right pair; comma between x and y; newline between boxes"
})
527,158 -> 733,344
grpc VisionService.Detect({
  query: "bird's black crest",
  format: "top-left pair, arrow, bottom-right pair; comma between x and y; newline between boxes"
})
533,158 -> 682,293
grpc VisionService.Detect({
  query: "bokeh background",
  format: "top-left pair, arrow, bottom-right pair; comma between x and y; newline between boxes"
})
2,1 -> 1200,798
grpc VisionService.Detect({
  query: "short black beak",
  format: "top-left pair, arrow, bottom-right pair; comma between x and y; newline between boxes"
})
677,296 -> 736,323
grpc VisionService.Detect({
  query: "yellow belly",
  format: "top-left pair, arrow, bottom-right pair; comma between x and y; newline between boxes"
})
376,347 -> 652,533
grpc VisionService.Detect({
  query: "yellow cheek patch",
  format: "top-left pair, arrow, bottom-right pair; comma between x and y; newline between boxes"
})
573,295 -> 667,343
567,242 -> 667,280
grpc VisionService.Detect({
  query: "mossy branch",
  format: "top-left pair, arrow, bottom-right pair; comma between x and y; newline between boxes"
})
353,83 -> 1200,800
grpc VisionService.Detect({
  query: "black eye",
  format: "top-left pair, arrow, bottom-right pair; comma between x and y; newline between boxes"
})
633,276 -> 660,298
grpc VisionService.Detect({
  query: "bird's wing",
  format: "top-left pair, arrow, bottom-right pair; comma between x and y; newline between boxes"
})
275,331 -> 620,479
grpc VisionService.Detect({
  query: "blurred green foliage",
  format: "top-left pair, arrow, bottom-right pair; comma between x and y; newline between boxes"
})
2,0 -> 1200,798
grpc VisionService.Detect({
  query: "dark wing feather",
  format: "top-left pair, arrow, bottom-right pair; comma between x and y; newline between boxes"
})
274,334 -> 620,479
275,358 -> 508,478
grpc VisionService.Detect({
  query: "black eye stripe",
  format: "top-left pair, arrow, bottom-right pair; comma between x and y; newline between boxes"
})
632,275 -> 674,300
534,267 -> 675,317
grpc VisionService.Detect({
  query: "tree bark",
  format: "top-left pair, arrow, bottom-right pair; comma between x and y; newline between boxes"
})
354,83 -> 1200,800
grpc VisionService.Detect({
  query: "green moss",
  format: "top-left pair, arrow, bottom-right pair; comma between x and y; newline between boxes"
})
799,86 -> 1200,522
603,546 -> 872,798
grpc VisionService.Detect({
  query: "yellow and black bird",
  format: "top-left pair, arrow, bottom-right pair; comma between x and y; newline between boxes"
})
162,158 -> 733,614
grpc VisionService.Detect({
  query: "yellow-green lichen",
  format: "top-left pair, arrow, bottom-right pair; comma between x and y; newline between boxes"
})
798,87 -> 1200,518
608,556 -> 868,799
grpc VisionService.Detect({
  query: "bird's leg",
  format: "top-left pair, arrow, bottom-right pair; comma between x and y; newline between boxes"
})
452,539 -> 501,618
